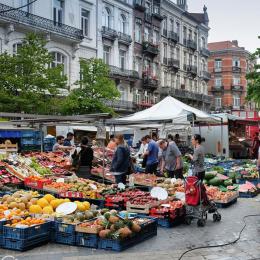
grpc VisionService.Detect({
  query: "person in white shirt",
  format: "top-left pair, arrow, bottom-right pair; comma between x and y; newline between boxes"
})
135,137 -> 148,168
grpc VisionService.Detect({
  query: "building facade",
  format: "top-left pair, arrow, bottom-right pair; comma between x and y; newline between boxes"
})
208,40 -> 255,113
0,0 -> 96,88
159,0 -> 211,111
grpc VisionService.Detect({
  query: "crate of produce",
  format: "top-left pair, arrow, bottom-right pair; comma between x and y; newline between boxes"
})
54,231 -> 76,245
238,178 -> 259,186
75,220 -> 103,234
59,191 -> 84,199
54,221 -> 76,234
215,197 -> 238,208
2,233 -> 49,251
135,216 -> 158,239
126,202 -> 151,214
76,232 -> 99,248
3,221 -> 51,240
239,190 -> 258,198
24,177 -> 52,189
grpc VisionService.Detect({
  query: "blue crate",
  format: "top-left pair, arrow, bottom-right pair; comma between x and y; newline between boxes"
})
54,231 -> 76,245
215,198 -> 238,208
3,221 -> 51,239
76,233 -> 98,248
2,233 -> 49,251
157,217 -> 183,228
239,191 -> 258,198
238,178 -> 259,186
0,220 -> 7,233
54,221 -> 76,234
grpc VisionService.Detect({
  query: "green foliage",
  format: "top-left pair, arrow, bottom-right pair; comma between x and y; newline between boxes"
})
246,37 -> 260,104
0,32 -> 67,113
60,58 -> 120,115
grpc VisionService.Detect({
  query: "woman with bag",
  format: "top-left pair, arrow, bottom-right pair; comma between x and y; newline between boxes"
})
72,136 -> 94,179
110,134 -> 130,184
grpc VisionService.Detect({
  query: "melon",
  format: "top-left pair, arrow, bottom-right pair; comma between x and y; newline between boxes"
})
50,199 -> 62,209
18,203 -> 26,210
43,194 -> 55,203
30,198 -> 38,205
37,198 -> 49,208
9,202 -> 18,209
29,205 -> 42,214
20,197 -> 28,204
42,206 -> 54,214
76,202 -> 85,212
82,201 -> 90,210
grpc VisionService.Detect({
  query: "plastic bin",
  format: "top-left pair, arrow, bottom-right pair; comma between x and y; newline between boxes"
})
76,233 -> 98,248
54,232 -> 76,245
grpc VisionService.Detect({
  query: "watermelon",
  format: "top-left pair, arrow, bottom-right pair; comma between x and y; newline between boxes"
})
219,185 -> 228,192
205,172 -> 217,181
224,179 -> 233,187
208,177 -> 223,186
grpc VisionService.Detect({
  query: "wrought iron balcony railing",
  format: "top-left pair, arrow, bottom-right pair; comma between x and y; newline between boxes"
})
101,26 -> 117,40
133,0 -> 146,11
0,3 -> 83,41
201,71 -> 211,81
152,6 -> 163,20
187,39 -> 197,50
232,66 -> 241,73
118,32 -> 132,45
168,31 -> 179,43
186,65 -> 198,75
109,65 -> 139,80
211,86 -> 224,92
143,77 -> 159,89
168,58 -> 180,69
231,84 -> 243,92
200,48 -> 211,57
143,41 -> 159,56
105,100 -> 137,112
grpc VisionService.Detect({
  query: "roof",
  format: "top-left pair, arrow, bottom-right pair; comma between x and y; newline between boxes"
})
208,41 -> 245,51
188,13 -> 205,24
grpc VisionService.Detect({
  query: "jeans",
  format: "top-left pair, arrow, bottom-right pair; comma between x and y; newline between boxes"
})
145,163 -> 158,174
115,174 -> 127,184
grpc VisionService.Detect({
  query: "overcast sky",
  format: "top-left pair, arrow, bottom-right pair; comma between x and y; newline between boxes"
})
186,0 -> 260,53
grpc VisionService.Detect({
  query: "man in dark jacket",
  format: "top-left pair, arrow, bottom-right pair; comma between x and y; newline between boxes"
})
110,134 -> 130,184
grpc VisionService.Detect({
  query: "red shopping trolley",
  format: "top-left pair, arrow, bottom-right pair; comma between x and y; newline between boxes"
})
184,176 -> 221,227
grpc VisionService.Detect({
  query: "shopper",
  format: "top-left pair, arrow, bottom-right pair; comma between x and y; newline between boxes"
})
188,134 -> 205,180
52,136 -> 72,152
107,135 -> 117,151
252,132 -> 259,159
144,135 -> 159,174
159,139 -> 183,179
63,132 -> 74,146
174,134 -> 181,146
73,136 -> 94,179
136,137 -> 148,168
110,134 -> 130,184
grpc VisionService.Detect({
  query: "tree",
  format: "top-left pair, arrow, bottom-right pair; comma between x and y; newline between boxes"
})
0,33 -> 67,113
61,58 -> 120,115
246,37 -> 260,105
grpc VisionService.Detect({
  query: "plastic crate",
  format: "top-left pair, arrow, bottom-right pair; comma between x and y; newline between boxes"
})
3,221 -> 51,239
2,233 -> 49,251
76,232 -> 98,248
157,216 -> 184,228
238,178 -> 259,186
215,198 -> 238,208
54,221 -> 76,234
239,191 -> 258,198
54,232 -> 76,245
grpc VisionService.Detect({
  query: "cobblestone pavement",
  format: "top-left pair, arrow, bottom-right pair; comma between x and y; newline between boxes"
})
0,196 -> 259,260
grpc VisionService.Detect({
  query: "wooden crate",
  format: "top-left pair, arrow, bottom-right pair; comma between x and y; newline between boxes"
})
126,201 -> 159,214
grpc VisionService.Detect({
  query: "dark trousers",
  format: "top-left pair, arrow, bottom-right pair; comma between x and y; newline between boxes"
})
145,163 -> 158,174
115,174 -> 127,184
195,171 -> 205,181
76,166 -> 91,179
167,168 -> 183,179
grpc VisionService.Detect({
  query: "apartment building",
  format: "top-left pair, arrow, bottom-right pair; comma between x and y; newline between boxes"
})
160,0 -> 211,111
0,0 -> 97,88
208,40 -> 255,114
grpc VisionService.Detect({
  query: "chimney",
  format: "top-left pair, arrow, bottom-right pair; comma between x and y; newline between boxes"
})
232,40 -> 238,47
177,0 -> 188,11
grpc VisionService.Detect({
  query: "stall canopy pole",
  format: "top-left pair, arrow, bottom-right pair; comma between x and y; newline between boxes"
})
221,118 -> 223,156
39,124 -> 44,152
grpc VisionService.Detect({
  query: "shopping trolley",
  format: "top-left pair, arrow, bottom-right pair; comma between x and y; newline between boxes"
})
184,176 -> 221,227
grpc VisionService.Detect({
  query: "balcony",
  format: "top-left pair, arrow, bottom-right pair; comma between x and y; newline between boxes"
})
109,66 -> 139,81
187,39 -> 197,51
134,0 -> 146,12
0,3 -> 83,41
211,86 -> 224,92
232,66 -> 241,73
105,100 -> 137,112
143,77 -> 159,90
118,32 -> 132,45
231,85 -> 243,92
168,31 -> 179,43
101,26 -> 117,40
143,41 -> 159,56
187,65 -> 198,76
168,58 -> 180,70
144,12 -> 152,23
201,71 -> 211,81
214,67 -> 222,73
152,6 -> 164,21
200,48 -> 211,57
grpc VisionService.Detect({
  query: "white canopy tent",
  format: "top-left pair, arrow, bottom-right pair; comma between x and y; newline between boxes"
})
117,96 -> 218,123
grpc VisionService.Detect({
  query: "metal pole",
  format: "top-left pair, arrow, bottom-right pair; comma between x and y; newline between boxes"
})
39,124 -> 43,152
221,118 -> 223,156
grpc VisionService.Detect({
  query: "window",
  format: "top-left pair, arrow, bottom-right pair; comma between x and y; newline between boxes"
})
153,30 -> 159,44
144,26 -> 150,42
103,7 -> 112,28
170,19 -> 174,32
51,52 -> 65,74
134,90 -> 141,104
119,50 -> 126,70
183,51 -> 187,67
163,43 -> 167,59
176,22 -> 180,36
103,45 -> 111,65
233,57 -> 240,67
53,0 -> 63,25
176,47 -> 180,60
183,26 -> 187,41
215,97 -> 222,108
170,46 -> 174,59
194,32 -> 197,42
201,37 -> 206,49
81,8 -> 90,37
215,77 -> 222,86
145,1 -> 151,13
135,19 -> 142,43
152,63 -> 158,77
164,71 -> 167,86
162,17 -> 167,36
144,91 -> 150,104
215,59 -> 222,72
233,95 -> 240,109
134,57 -> 141,74
202,59 -> 206,71
119,14 -> 128,34
176,74 -> 180,88
188,53 -> 192,66
188,29 -> 192,40
194,55 -> 197,66
13,43 -> 22,55
233,76 -> 240,85
118,86 -> 127,101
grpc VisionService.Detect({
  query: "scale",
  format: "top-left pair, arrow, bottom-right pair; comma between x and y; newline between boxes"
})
56,202 -> 77,215
150,187 -> 168,200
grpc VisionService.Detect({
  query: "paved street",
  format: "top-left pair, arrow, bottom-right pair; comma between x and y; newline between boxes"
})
0,196 -> 259,260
